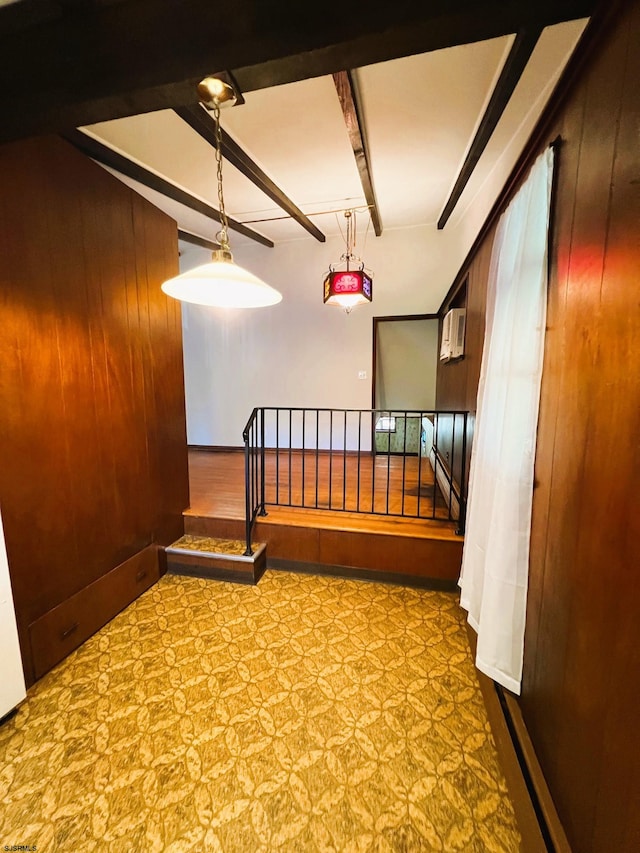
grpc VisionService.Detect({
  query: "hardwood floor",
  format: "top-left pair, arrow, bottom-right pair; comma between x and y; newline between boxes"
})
188,448 -> 451,524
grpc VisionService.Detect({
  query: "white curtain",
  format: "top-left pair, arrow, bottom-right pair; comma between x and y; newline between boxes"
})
459,148 -> 554,694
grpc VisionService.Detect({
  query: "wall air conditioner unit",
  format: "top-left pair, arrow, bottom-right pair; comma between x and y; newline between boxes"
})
440,308 -> 466,361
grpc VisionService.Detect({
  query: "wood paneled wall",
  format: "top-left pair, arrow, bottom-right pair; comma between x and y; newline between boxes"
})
435,2 -> 640,850
435,228 -> 496,490
0,136 -> 189,685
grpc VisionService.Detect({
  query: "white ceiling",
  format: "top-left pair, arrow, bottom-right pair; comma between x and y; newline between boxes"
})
83,19 -> 587,252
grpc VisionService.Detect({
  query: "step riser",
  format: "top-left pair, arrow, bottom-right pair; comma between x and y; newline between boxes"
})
268,557 -> 458,591
165,535 -> 267,585
167,552 -> 266,585
184,515 -> 462,585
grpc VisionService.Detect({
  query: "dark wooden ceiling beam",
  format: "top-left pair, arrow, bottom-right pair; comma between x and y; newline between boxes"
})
61,129 -> 274,248
175,104 -> 325,243
333,71 -> 382,237
0,0 -> 596,144
437,26 -> 543,229
178,230 -> 220,252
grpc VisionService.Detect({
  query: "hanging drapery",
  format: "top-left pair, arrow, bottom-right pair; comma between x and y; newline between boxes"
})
459,147 -> 555,694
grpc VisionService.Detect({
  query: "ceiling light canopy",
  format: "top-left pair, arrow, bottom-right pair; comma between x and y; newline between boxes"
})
161,77 -> 282,310
323,210 -> 373,312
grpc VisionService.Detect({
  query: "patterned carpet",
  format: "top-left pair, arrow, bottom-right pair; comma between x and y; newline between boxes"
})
0,571 -> 520,852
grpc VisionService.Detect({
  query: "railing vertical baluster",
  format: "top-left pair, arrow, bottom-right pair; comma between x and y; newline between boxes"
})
401,409 -> 408,516
432,413 -> 439,520
357,410 -> 362,513
249,420 -> 252,522
343,410 -> 347,510
288,408 -> 292,507
253,419 -> 258,521
417,411 -> 424,519
386,413 -> 391,515
248,420 -> 253,532
276,408 -> 280,504
251,412 -> 258,508
449,413 -> 456,522
243,416 -> 253,556
259,408 -> 266,516
329,409 -> 333,509
315,409 -> 319,510
371,410 -> 376,513
457,412 -> 468,535
302,409 -> 306,508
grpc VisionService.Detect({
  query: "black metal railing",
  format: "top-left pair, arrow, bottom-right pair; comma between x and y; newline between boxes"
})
242,407 -> 267,556
243,407 -> 470,556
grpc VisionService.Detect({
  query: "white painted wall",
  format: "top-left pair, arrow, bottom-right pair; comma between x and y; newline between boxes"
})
180,224 -> 464,446
375,318 -> 439,411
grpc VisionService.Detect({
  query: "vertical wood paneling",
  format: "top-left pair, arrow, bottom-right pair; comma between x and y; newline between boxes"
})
0,135 -> 188,684
121,189 -> 156,547
543,18 -> 631,848
435,218 -> 495,493
463,232 -> 493,409
436,3 -> 639,850
47,144 -> 109,587
0,151 -> 79,658
523,80 -> 588,758
135,196 -> 189,544
569,5 -> 639,846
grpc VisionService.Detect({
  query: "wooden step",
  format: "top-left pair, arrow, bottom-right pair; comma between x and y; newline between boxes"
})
184,509 -> 462,591
165,535 -> 267,585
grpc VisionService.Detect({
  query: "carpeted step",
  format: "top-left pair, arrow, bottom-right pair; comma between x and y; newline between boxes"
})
165,535 -> 266,585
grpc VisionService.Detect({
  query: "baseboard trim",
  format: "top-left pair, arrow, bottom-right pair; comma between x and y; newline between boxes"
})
467,624 -> 570,852
188,445 -> 376,458
429,449 -> 460,520
188,444 -> 244,453
501,690 -> 572,853
268,557 -> 458,591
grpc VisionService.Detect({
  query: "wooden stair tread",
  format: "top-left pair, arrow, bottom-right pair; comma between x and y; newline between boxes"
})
262,506 -> 461,541
183,506 -> 460,542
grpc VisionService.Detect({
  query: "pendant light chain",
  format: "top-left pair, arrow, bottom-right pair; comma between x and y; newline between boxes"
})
160,75 -> 282,309
213,100 -> 230,252
343,209 -> 357,266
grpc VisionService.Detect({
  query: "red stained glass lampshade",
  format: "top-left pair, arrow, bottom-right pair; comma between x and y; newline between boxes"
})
323,269 -> 373,311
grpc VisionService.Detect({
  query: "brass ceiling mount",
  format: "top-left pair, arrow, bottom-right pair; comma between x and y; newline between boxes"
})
197,72 -> 245,110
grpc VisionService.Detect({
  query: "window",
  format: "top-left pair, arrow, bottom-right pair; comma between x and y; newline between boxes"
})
375,415 -> 396,432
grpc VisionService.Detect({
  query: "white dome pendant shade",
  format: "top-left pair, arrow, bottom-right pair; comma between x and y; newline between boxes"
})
160,76 -> 282,310
161,249 -> 282,308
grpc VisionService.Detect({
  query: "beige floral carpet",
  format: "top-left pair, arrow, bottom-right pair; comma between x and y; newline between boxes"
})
0,571 -> 520,852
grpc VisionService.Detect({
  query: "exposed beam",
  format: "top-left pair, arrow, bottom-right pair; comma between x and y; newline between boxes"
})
174,104 -> 325,243
437,27 -> 543,229
61,129 -> 274,248
178,230 -> 220,252
0,0 -> 596,143
332,71 -> 382,237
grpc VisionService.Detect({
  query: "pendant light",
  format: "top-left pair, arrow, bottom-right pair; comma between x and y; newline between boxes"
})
323,210 -> 373,313
161,77 -> 282,309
